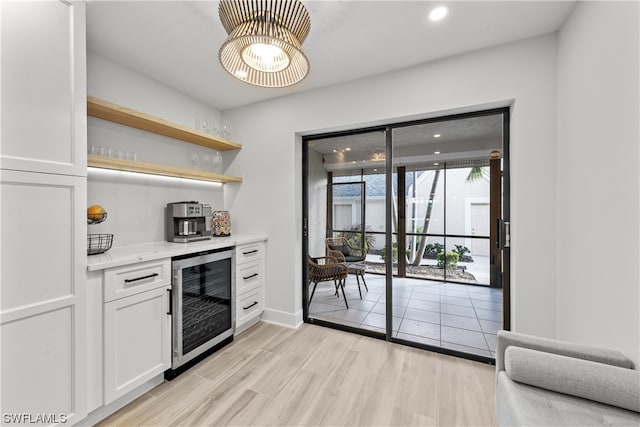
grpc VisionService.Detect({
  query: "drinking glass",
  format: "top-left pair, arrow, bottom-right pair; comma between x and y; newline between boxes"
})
222,119 -> 231,139
189,152 -> 200,170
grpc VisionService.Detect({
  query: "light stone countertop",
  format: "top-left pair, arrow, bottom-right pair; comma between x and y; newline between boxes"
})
87,234 -> 267,271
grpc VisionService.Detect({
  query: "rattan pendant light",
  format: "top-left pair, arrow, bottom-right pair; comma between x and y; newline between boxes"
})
218,0 -> 311,88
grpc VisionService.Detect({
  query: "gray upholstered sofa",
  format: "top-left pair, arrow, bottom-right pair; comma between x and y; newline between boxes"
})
496,330 -> 640,426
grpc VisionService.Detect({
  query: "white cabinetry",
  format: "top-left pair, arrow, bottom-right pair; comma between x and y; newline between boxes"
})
102,259 -> 171,404
1,0 -> 86,176
235,241 -> 266,333
0,1 -> 87,425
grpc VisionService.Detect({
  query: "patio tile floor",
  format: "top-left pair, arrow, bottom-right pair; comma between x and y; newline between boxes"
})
309,274 -> 503,358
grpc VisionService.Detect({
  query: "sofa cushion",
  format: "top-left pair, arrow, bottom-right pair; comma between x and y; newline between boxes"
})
505,346 -> 640,413
497,372 -> 640,426
496,330 -> 634,373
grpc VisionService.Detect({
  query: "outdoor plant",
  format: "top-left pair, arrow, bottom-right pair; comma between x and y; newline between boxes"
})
380,243 -> 398,263
338,224 -> 376,251
452,245 -> 473,262
436,251 -> 459,269
424,243 -> 444,258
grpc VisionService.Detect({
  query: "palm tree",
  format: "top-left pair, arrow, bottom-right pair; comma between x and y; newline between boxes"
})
396,166 -> 486,266
409,166 -> 486,265
409,169 -> 441,266
466,166 -> 489,182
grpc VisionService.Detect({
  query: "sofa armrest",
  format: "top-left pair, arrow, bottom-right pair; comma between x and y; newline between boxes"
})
496,330 -> 634,374
504,346 -> 640,413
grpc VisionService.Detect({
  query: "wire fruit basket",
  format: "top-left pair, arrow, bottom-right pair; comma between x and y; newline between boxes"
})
88,234 -> 113,255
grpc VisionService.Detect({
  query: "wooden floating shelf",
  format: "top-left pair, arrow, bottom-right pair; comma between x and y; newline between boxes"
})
87,96 -> 242,152
88,154 -> 243,184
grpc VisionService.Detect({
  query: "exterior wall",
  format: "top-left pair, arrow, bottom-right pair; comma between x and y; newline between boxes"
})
408,168 -> 490,253
332,168 -> 490,254
225,34 -> 558,336
556,1 -> 639,365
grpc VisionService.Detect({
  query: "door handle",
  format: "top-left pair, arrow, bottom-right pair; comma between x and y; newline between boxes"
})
497,219 -> 511,249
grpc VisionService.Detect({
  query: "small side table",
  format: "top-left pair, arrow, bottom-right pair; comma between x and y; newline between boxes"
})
346,263 -> 368,299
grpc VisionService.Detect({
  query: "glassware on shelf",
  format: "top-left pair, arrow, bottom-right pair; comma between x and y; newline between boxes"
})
221,118 -> 231,139
213,151 -> 223,173
199,152 -> 212,171
189,151 -> 201,170
195,117 -> 211,134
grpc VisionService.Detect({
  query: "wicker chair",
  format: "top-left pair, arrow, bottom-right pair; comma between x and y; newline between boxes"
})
307,255 -> 349,309
325,237 -> 366,263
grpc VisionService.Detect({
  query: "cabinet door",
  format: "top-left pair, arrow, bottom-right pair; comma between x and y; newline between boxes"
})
0,170 -> 87,425
104,287 -> 171,404
0,0 -> 87,176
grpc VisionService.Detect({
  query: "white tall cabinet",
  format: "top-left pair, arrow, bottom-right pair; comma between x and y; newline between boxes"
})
1,1 -> 88,424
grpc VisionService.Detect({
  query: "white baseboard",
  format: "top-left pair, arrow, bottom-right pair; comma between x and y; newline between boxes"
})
81,374 -> 164,426
262,308 -> 303,329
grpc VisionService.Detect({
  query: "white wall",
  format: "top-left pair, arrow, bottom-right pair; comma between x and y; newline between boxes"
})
87,52 -> 226,245
225,35 -> 558,334
88,52 -> 222,131
307,149 -> 327,257
556,1 -> 639,365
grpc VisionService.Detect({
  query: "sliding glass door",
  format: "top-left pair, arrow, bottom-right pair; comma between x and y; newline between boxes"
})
303,109 -> 510,361
305,130 -> 387,332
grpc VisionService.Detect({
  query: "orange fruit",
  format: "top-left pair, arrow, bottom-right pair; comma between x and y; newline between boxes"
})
87,205 -> 106,222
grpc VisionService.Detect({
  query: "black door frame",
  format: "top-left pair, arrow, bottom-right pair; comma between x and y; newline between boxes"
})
302,107 -> 511,362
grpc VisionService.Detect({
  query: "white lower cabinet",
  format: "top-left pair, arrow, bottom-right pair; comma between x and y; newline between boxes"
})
235,240 -> 266,333
103,286 -> 171,403
87,258 -> 172,410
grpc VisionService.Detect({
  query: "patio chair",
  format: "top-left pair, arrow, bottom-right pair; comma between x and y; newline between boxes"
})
308,255 -> 349,309
325,237 -> 366,263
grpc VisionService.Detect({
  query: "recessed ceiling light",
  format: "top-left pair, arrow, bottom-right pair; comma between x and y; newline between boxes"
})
429,6 -> 448,22
351,161 -> 357,164
433,162 -> 440,166
433,134 -> 441,138
345,147 -> 351,151
434,151 -> 441,154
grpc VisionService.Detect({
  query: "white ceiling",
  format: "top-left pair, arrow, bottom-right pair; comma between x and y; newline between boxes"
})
87,1 -> 576,111
309,112 -> 504,170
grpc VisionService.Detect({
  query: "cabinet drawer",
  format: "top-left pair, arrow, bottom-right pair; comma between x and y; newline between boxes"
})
237,262 -> 262,294
235,242 -> 264,265
236,287 -> 263,326
104,259 -> 170,302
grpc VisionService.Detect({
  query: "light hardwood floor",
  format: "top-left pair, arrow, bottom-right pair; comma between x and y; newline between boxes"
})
97,322 -> 497,426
